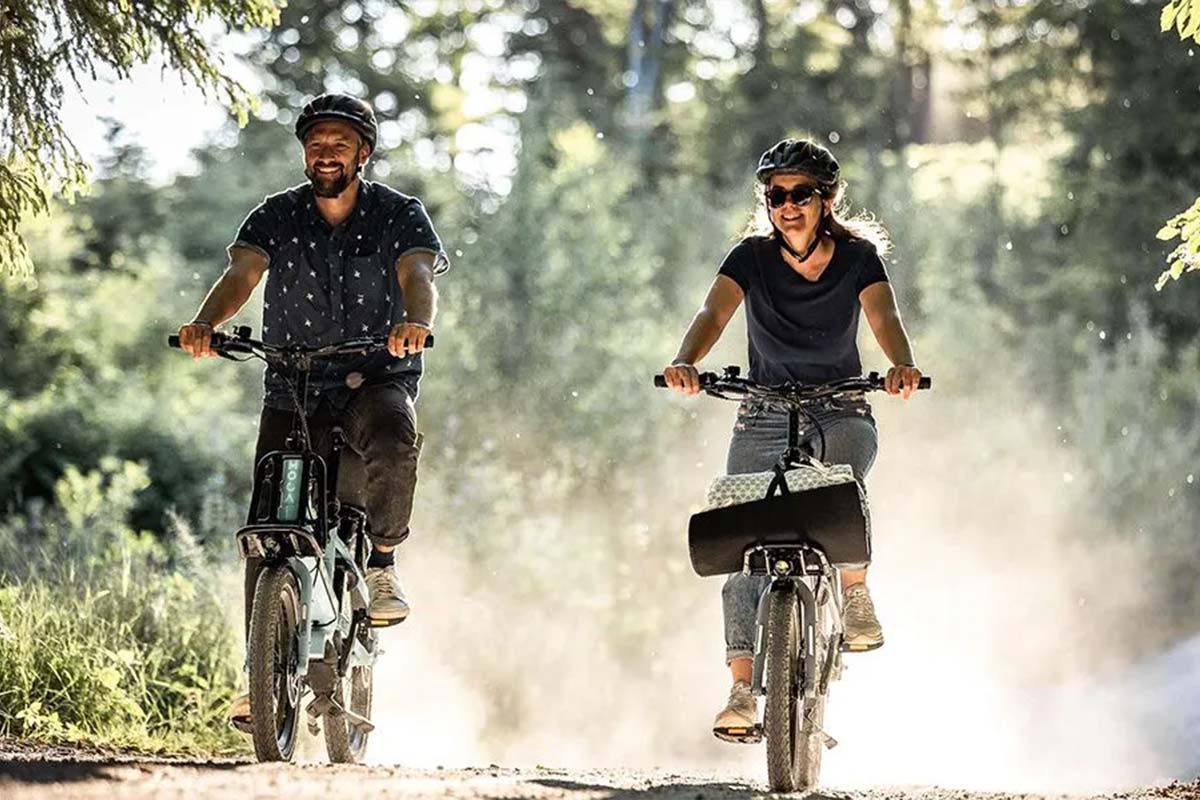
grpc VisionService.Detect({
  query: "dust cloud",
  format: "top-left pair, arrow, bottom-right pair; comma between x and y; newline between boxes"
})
304,381 -> 1195,792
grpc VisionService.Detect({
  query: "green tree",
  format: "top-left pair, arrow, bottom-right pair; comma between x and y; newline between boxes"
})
1157,0 -> 1200,288
0,0 -> 282,278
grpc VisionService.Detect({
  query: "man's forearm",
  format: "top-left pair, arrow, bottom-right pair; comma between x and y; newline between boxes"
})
401,275 -> 437,327
193,271 -> 256,327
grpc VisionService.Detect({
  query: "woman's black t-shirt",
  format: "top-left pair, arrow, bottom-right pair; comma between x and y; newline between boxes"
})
717,235 -> 889,385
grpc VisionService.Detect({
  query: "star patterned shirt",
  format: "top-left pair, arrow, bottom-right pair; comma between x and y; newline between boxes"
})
230,179 -> 449,410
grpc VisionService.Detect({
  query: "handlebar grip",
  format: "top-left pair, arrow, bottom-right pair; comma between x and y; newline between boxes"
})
168,331 -> 228,351
919,377 -> 932,390
654,372 -> 717,388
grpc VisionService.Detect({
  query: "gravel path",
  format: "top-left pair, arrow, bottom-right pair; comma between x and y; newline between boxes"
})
2,740 -> 1197,800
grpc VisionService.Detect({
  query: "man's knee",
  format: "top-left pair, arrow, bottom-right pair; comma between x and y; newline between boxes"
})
352,389 -> 419,454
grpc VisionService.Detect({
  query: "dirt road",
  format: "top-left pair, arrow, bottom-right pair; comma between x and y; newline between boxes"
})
2,741 -> 1197,800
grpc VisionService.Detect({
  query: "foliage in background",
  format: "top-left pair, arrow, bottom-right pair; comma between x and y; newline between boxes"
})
0,0 -> 283,278
1155,196 -> 1200,290
1157,0 -> 1200,287
1162,0 -> 1200,43
0,459 -> 243,752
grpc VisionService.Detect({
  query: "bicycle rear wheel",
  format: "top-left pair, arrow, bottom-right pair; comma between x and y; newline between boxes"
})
325,551 -> 375,764
248,566 -> 303,762
324,662 -> 373,763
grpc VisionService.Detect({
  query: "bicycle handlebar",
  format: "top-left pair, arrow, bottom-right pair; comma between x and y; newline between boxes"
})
652,368 -> 931,401
167,327 -> 433,361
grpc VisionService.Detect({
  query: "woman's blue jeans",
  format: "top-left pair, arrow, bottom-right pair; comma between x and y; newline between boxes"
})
722,401 -> 878,663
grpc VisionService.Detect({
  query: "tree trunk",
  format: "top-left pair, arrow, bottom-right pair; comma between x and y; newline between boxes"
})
624,0 -> 674,133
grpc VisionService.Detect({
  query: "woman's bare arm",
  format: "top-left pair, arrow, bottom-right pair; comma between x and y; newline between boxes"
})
860,281 -> 922,397
664,275 -> 744,394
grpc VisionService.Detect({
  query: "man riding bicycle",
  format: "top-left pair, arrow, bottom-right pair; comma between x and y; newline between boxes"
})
662,138 -> 922,740
175,93 -> 449,729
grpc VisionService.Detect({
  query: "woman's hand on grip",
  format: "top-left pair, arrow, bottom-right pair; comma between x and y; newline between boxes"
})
886,364 -> 923,399
663,362 -> 702,395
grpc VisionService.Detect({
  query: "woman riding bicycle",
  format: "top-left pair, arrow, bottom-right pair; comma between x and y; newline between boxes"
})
661,138 -> 923,739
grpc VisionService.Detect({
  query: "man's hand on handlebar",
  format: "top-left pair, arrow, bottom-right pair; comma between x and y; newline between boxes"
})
662,362 -> 703,395
388,322 -> 431,358
177,321 -> 218,359
886,364 -> 924,399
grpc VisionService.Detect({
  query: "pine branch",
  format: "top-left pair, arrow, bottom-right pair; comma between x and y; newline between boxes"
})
0,0 -> 283,279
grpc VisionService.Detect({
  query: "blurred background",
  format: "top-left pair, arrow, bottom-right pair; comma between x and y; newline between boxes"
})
2,0 -> 1199,791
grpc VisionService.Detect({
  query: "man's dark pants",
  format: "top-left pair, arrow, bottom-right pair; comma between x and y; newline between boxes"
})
242,384 -> 422,634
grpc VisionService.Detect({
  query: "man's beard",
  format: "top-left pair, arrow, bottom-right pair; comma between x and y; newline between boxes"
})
305,163 -> 358,198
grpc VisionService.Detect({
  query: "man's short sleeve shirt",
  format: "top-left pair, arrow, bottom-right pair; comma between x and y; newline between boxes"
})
230,180 -> 449,409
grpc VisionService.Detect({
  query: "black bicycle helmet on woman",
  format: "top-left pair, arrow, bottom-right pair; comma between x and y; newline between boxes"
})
295,93 -> 378,152
755,138 -> 840,187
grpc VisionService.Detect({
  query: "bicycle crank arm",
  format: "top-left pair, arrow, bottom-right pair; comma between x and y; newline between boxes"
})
342,707 -> 376,736
305,693 -> 376,733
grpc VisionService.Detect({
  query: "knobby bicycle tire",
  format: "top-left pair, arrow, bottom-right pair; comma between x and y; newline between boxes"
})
764,587 -> 829,792
325,572 -> 375,763
324,664 -> 373,763
764,589 -> 801,792
248,566 -> 303,762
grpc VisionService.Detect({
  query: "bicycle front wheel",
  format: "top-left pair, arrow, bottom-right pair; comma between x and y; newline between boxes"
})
765,587 -> 830,793
764,588 -> 800,791
248,566 -> 303,762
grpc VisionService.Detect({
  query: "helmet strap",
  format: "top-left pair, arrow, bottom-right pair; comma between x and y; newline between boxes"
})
774,224 -> 824,263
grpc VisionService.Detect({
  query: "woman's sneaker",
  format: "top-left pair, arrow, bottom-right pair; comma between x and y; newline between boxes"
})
712,680 -> 761,743
842,583 -> 884,651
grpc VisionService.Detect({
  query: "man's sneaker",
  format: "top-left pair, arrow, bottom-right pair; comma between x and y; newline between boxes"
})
713,681 -> 761,743
842,582 -> 884,651
365,565 -> 410,624
227,691 -> 252,733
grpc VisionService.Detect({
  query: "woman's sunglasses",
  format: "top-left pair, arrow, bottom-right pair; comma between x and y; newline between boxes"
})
765,185 -> 824,209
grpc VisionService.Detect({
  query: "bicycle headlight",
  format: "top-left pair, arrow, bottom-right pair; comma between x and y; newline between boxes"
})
773,559 -> 792,575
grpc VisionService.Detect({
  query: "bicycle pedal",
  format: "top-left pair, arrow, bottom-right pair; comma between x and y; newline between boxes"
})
840,639 -> 883,653
366,615 -> 407,628
713,724 -> 763,744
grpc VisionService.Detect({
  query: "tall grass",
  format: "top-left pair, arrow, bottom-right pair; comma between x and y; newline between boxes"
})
0,459 -> 246,752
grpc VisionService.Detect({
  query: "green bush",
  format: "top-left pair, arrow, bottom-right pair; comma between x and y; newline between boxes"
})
0,460 -> 245,753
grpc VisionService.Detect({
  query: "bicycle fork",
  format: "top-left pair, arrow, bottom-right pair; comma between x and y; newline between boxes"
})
751,574 -> 839,750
